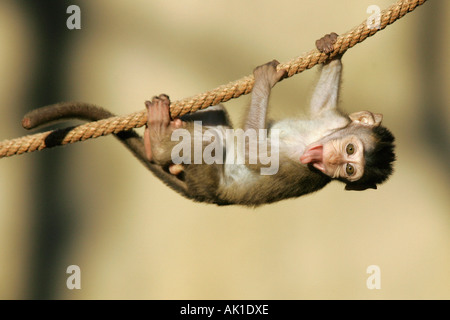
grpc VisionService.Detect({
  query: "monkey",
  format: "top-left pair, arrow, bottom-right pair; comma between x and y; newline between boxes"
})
22,33 -> 395,206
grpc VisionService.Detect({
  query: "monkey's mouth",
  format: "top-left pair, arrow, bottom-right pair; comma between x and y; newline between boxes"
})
300,144 -> 326,173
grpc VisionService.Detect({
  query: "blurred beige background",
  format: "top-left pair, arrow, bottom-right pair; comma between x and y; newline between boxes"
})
0,0 -> 448,299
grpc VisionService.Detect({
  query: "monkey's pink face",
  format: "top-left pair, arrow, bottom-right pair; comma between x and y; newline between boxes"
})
300,135 -> 365,182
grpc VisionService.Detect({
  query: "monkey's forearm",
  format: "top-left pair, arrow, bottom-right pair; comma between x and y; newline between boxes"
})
310,33 -> 343,116
244,60 -> 286,131
244,83 -> 270,131
309,58 -> 342,117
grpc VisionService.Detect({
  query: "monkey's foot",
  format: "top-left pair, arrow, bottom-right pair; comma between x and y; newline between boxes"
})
145,94 -> 184,130
316,32 -> 338,54
143,94 -> 184,175
144,94 -> 172,162
146,94 -> 171,132
253,60 -> 287,88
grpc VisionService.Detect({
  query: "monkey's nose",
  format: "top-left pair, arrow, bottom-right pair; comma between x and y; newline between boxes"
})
325,150 -> 345,166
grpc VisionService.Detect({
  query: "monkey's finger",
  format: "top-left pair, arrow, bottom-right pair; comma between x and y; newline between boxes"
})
270,59 -> 280,68
315,38 -> 324,52
329,32 -> 338,42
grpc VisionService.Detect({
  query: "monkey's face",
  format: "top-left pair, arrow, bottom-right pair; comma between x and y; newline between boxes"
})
301,110 -> 384,183
301,135 -> 365,182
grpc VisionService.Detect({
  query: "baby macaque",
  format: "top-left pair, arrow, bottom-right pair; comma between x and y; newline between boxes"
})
23,33 -> 395,206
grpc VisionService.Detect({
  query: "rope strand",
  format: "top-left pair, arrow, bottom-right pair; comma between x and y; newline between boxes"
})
0,0 -> 427,159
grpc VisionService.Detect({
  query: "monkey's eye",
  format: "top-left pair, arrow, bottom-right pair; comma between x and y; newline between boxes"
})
346,143 -> 355,155
346,163 -> 355,176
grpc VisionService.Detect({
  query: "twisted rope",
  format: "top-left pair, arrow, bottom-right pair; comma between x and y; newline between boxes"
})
0,0 -> 427,159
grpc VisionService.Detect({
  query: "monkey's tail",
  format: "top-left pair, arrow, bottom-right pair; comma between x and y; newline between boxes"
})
22,102 -> 190,198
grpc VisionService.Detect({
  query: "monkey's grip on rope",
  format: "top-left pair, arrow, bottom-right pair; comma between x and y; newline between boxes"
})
0,0 -> 427,159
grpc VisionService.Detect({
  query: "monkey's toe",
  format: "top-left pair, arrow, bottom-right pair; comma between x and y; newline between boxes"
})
148,94 -> 170,111
158,94 -> 171,107
151,95 -> 161,104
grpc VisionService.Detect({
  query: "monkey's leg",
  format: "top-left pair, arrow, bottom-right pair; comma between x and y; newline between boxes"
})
22,100 -> 191,197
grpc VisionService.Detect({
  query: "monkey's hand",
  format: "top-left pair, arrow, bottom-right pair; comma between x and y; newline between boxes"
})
253,60 -> 287,89
316,32 -> 338,54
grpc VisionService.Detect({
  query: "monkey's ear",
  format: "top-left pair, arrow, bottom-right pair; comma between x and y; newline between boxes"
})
349,111 -> 383,127
345,183 -> 377,191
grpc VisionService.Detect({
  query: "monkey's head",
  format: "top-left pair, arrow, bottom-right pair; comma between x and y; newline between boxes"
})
300,111 -> 396,191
